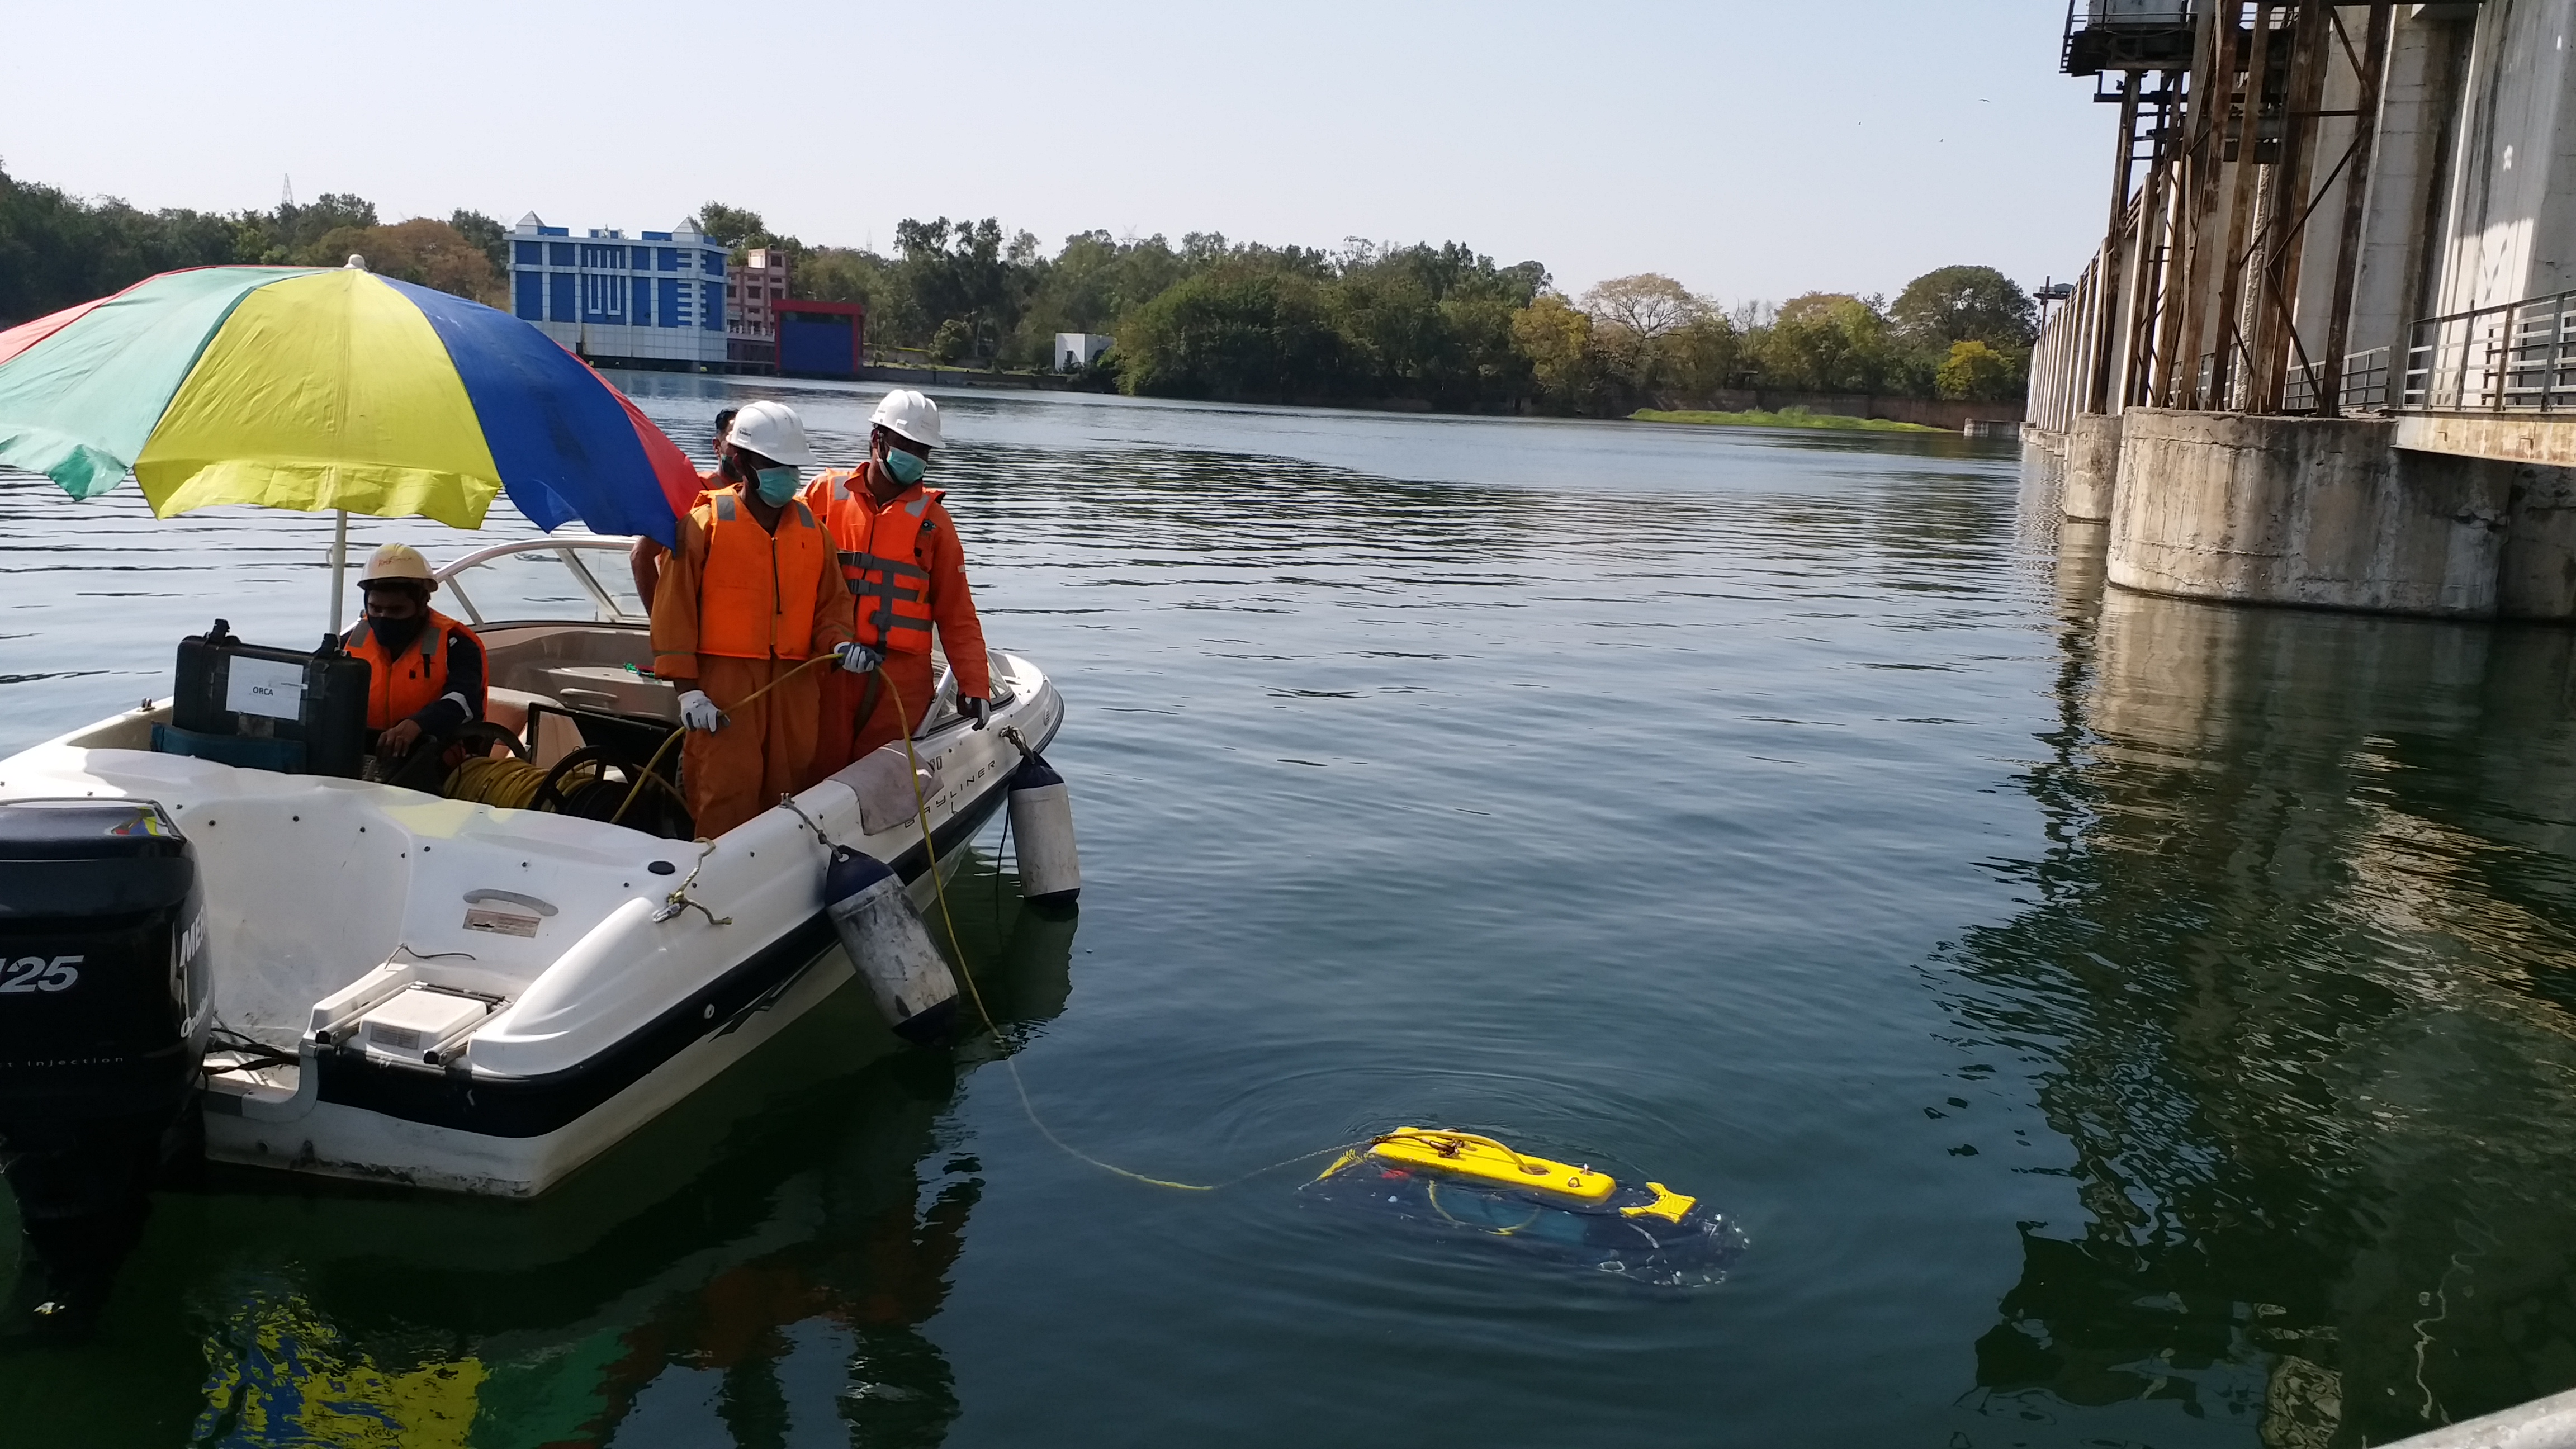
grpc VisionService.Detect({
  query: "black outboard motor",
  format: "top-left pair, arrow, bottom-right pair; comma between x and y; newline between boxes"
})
0,799 -> 210,1340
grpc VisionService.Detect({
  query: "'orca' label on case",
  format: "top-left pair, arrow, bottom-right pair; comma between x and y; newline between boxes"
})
225,657 -> 306,721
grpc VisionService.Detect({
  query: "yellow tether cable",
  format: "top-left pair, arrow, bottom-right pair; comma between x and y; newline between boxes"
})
879,669 -> 1489,1194
455,650 -> 1551,1190
444,755 -> 562,809
612,654 -> 837,826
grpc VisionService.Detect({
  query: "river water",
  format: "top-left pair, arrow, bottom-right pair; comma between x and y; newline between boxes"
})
6,384 -> 2576,1447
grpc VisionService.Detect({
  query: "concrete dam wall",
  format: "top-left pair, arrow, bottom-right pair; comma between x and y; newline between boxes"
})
2090,410 -> 2576,619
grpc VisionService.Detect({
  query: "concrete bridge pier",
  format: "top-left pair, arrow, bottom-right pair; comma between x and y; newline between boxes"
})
2018,411 -> 2125,522
2104,410 -> 2576,621
2061,414 -> 2124,522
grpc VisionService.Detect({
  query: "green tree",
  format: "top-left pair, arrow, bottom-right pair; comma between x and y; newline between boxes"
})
889,216 -> 1026,359
794,246 -> 892,311
1511,293 -> 1599,410
1581,273 -> 1706,344
315,218 -> 499,303
1661,315 -> 1745,397
1020,231 -> 1117,337
1431,291 -> 1537,408
1760,292 -> 1895,393
240,192 -> 378,264
1326,241 -> 1543,409
1889,264 -> 2035,353
447,210 -> 508,279
693,202 -> 788,255
1934,339 -> 2019,401
0,163 -> 273,323
1576,273 -> 1726,404
1013,230 -> 1196,362
1115,267 -> 1346,401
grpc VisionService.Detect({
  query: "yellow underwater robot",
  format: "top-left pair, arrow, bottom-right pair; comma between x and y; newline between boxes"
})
1303,1129 -> 1746,1287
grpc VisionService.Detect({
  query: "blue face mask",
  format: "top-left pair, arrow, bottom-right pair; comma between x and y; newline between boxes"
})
882,448 -> 929,486
754,465 -> 800,506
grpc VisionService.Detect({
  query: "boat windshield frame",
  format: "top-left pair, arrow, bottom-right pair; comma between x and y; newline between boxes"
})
435,537 -> 645,628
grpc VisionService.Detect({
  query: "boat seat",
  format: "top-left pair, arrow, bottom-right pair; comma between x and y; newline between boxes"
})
482,688 -> 554,744
518,664 -> 674,719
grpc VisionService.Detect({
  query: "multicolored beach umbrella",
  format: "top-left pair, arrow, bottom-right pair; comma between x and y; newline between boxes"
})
0,264 -> 700,544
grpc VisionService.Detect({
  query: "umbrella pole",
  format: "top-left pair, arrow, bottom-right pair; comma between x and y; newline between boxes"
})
328,509 -> 348,637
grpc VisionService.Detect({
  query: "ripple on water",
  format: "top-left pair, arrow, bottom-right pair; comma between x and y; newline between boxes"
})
7,391 -> 2575,1446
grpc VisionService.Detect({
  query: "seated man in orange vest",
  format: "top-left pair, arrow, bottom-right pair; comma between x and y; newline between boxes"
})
804,390 -> 991,781
649,400 -> 865,838
343,543 -> 487,771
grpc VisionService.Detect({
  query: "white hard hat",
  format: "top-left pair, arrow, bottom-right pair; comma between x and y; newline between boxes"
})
359,543 -> 434,586
868,389 -> 943,449
727,399 -> 815,467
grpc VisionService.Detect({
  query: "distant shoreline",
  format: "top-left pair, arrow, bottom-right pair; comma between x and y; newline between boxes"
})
1632,407 -> 1945,434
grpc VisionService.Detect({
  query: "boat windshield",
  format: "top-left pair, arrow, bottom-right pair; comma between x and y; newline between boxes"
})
436,538 -> 646,627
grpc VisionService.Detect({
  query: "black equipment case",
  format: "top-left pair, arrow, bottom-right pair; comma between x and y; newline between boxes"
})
162,619 -> 369,777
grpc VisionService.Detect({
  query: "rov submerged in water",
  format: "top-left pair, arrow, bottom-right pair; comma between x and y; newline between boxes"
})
1303,1129 -> 1746,1287
0,538 -> 1077,1206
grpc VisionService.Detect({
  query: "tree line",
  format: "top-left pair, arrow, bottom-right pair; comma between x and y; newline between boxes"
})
0,164 -> 511,320
0,163 -> 2036,412
694,201 -> 2035,409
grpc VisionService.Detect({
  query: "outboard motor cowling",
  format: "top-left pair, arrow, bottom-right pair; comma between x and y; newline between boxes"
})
0,799 -> 210,1339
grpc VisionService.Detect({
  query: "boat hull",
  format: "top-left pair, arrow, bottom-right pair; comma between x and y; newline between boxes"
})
0,651 -> 1058,1199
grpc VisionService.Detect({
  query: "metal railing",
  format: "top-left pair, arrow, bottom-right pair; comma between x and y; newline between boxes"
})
2340,346 -> 2392,411
2281,347 -> 2390,414
2399,289 -> 2576,412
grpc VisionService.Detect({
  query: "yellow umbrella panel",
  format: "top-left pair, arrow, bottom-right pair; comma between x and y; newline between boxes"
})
138,269 -> 503,529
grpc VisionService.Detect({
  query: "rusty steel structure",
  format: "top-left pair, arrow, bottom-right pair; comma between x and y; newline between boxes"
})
2029,4 -> 2576,627
2031,2 -> 2399,434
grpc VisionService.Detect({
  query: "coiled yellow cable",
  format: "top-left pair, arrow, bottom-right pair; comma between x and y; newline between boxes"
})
443,755 -> 562,809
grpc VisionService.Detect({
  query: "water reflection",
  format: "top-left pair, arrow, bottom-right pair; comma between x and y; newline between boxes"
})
1950,579 -> 2576,1445
109,849 -> 1075,1449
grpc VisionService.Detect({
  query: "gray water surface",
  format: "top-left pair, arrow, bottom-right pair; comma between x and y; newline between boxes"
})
4,383 -> 2575,1447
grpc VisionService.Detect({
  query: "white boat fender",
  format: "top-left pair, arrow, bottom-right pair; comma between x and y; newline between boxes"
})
1006,752 -> 1082,911
823,847 -> 959,1043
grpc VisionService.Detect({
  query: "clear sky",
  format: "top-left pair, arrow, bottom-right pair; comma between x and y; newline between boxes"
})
3,1 -> 2113,305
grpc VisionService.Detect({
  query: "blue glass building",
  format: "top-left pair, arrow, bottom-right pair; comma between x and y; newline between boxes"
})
505,214 -> 729,368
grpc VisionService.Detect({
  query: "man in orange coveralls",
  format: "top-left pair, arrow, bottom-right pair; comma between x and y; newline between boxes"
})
649,399 -> 866,837
804,389 -> 992,780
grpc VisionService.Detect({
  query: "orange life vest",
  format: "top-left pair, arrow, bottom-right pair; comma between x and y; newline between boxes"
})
345,609 -> 479,731
813,470 -> 943,655
695,486 -> 831,661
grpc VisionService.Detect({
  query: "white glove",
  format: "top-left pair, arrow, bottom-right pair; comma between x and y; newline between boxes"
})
834,642 -> 884,675
960,696 -> 990,730
678,689 -> 728,732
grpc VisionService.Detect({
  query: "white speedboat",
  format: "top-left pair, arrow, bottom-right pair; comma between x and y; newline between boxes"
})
0,537 -> 1071,1205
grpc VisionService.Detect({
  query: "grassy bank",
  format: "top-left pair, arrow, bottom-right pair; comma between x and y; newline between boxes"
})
1632,406 -> 1945,433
